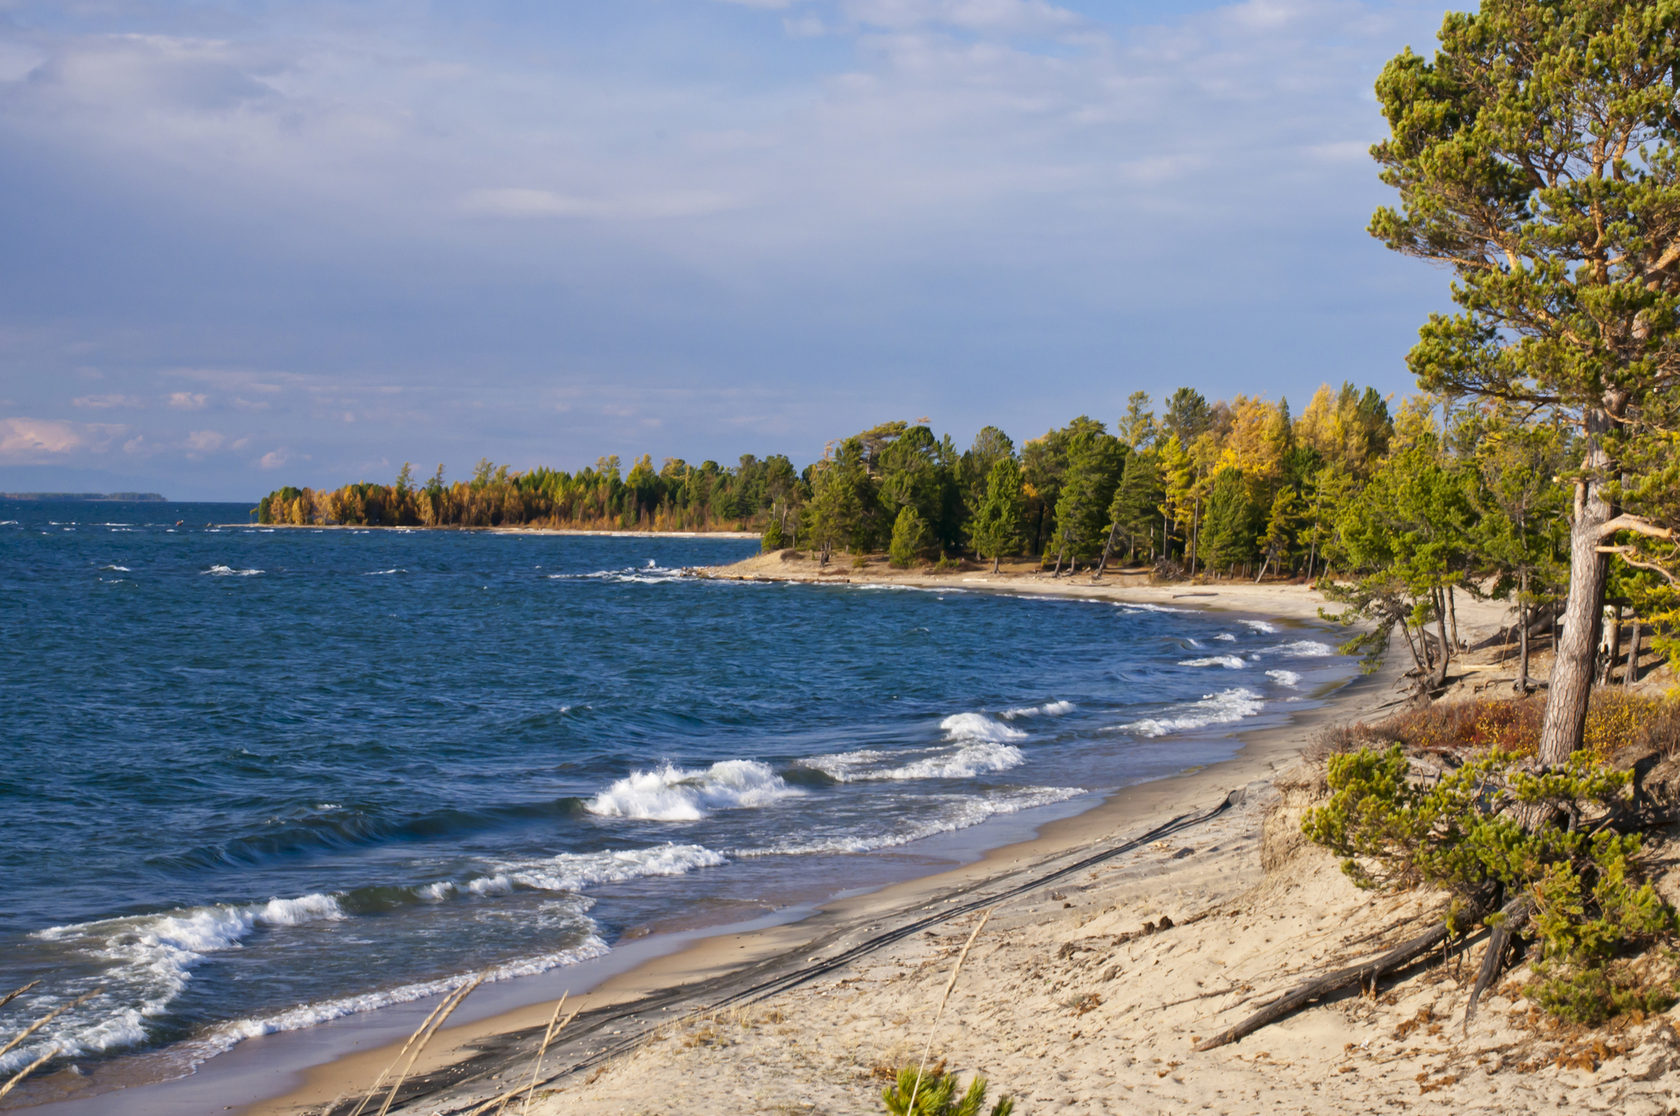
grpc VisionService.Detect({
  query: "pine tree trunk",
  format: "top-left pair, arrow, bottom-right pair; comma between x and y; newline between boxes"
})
1538,406 -> 1616,768
1431,587 -> 1451,689
1601,603 -> 1622,686
1446,587 -> 1460,651
1518,574 -> 1532,699
1625,617 -> 1641,688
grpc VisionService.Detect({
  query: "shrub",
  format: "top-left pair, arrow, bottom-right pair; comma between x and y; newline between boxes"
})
1302,745 -> 1678,1025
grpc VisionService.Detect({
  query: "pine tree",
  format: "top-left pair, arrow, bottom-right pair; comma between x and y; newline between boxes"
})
969,457 -> 1026,573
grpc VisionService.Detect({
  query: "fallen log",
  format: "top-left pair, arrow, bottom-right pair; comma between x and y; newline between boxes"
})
1192,917 -> 1459,1052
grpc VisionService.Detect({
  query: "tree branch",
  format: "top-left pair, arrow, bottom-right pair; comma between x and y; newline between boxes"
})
1594,515 -> 1676,543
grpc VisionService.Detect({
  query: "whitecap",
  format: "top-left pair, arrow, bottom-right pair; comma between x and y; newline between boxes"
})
8,893 -> 347,1072
1116,687 -> 1265,738
1000,700 -> 1075,720
585,760 -> 802,821
1116,601 -> 1187,614
1241,619 -> 1279,634
1180,655 -> 1246,670
461,842 -> 729,894
1265,640 -> 1335,658
1213,632 -> 1238,642
101,564 -> 131,572
1266,669 -> 1302,688
203,564 -> 263,577
939,712 -> 1027,744
365,568 -> 405,576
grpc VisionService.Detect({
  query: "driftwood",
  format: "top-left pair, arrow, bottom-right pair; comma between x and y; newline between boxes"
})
1192,918 -> 1457,1051
1195,893 -> 1534,1052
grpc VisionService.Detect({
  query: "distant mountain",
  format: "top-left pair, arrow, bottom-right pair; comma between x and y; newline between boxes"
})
0,492 -> 168,502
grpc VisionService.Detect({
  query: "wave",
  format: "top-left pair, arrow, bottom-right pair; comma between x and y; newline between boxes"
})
1116,602 -> 1186,614
585,760 -> 803,821
999,700 -> 1074,720
1213,632 -> 1237,642
1180,655 -> 1246,670
203,565 -> 263,577
365,568 -> 405,576
940,712 -> 1027,744
1265,639 -> 1335,658
192,930 -> 609,1070
1116,687 -> 1265,738
101,564 -> 132,572
1266,669 -> 1302,688
443,841 -> 729,897
739,785 -> 1085,856
7,893 -> 347,1072
1241,619 -> 1279,634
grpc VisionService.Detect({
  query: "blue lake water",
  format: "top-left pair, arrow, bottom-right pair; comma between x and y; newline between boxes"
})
0,500 -> 1352,1086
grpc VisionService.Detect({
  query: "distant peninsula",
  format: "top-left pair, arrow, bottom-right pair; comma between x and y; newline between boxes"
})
0,491 -> 168,502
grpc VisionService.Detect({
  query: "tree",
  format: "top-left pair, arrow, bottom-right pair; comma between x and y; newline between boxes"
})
969,457 -> 1026,572
1202,467 -> 1261,576
1108,448 -> 1165,565
1461,405 -> 1571,692
889,505 -> 931,568
1256,485 -> 1303,581
1371,1 -> 1680,763
1050,428 -> 1125,573
1117,391 -> 1156,449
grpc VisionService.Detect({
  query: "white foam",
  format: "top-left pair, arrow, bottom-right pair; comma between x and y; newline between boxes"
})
1241,619 -> 1279,634
0,520 -> 17,526
203,564 -> 263,577
1180,655 -> 1246,670
1266,640 -> 1335,658
1116,601 -> 1187,614
8,893 -> 347,1072
879,742 -> 1026,780
1266,669 -> 1302,688
1117,687 -> 1266,738
365,568 -> 405,576
740,786 -> 1085,856
1000,700 -> 1075,720
187,928 -> 609,1073
584,760 -> 802,821
940,712 -> 1027,744
101,564 -> 131,572
1213,632 -> 1237,642
463,842 -> 729,894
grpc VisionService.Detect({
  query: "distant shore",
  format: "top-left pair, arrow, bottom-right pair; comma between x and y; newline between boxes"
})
229,522 -> 761,539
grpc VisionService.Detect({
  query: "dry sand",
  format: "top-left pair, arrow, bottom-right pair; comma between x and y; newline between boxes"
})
234,558 -> 1679,1116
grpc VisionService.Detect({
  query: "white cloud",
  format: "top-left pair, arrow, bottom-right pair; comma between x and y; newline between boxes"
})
0,417 -> 125,460
167,391 -> 209,409
184,429 -> 225,451
258,448 -> 289,469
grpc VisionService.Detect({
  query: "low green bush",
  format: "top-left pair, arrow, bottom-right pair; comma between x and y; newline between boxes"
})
1302,745 -> 1678,1025
881,1065 -> 1013,1116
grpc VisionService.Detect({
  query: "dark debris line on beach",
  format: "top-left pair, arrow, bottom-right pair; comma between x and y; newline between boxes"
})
328,789 -> 1248,1116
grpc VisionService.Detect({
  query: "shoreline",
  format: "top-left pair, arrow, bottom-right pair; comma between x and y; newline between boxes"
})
13,564 -> 1464,1116
223,572 -> 1411,1116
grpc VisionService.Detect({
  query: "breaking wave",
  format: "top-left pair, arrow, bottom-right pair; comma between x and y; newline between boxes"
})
585,760 -> 803,821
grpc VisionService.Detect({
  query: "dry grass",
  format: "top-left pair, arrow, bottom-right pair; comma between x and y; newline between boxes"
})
901,908 -> 991,1115
1310,691 -> 1680,763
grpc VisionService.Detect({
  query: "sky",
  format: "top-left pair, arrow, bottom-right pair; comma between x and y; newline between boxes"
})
0,0 -> 1455,501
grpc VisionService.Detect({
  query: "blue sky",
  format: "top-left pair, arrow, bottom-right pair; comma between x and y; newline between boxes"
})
0,0 -> 1450,500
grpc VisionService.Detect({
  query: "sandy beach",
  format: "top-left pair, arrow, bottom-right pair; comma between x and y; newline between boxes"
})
35,556 -> 1679,1116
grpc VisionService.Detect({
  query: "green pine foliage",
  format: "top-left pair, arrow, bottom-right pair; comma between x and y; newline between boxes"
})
968,457 -> 1026,572
882,1066 -> 1014,1116
889,506 -> 932,568
1302,745 -> 1678,1025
